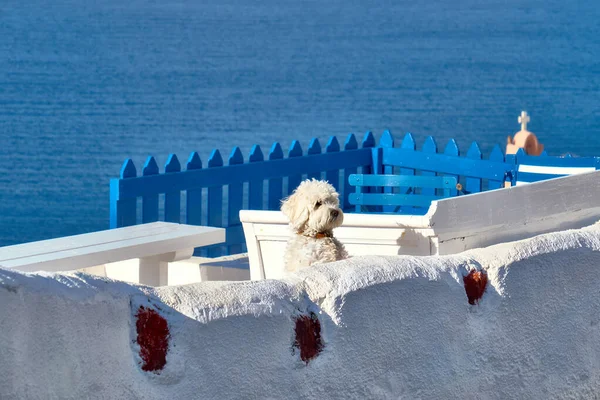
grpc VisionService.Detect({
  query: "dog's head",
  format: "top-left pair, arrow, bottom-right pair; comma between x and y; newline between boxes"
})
281,179 -> 344,235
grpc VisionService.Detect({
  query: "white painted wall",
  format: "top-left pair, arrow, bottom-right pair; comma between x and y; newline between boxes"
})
241,170 -> 600,280
2,223 -> 600,399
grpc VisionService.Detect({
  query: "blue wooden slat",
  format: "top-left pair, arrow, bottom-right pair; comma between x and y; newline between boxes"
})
465,142 -> 482,193
516,172 -> 574,183
227,147 -> 244,255
349,193 -> 446,208
421,136 -> 438,197
349,174 -> 457,189
343,134 -> 359,211
307,138 -> 322,180
488,145 -> 505,190
325,136 -> 340,190
287,141 -> 303,195
207,149 -> 224,257
267,143 -> 284,210
517,153 -> 600,168
109,159 -> 137,228
117,147 -> 372,199
381,146 -> 510,182
186,152 -> 203,227
142,156 -> 159,223
443,139 -> 460,197
164,154 -> 181,223
249,145 -> 264,210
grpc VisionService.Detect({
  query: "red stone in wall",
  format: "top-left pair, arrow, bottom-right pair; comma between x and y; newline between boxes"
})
463,269 -> 488,305
293,312 -> 323,364
135,306 -> 170,372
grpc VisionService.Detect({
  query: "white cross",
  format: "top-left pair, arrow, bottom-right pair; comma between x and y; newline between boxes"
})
518,111 -> 530,131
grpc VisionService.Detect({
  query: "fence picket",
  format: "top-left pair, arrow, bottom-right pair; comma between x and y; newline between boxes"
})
466,142 -> 483,193
361,131 -> 376,176
110,159 -> 137,227
379,130 -> 395,213
325,136 -> 340,191
343,134 -> 358,210
207,150 -> 224,257
186,152 -> 203,227
287,141 -> 303,195
164,155 -> 181,223
443,139 -> 459,197
307,138 -> 322,180
398,133 -> 417,206
142,157 -> 159,223
488,145 -> 505,190
421,136 -> 438,197
249,145 -> 264,211
228,147 -> 244,254
268,143 -> 284,210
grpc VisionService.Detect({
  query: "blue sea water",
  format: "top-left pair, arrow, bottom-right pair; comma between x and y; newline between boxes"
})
0,0 -> 599,246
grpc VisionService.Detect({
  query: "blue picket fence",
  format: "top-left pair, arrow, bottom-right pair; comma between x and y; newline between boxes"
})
109,130 -> 600,257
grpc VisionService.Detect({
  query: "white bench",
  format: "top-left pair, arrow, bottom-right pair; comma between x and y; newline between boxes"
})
0,222 -> 225,286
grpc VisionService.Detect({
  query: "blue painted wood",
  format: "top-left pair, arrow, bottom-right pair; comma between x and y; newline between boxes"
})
398,133 -> 417,214
517,153 -> 600,168
350,193 -> 446,208
421,136 -> 438,197
109,159 -> 137,228
207,149 -> 224,257
361,131 -> 376,176
164,154 -> 181,223
350,174 -> 457,188
343,134 -> 359,210
307,138 -> 322,181
465,142 -> 482,194
325,136 -> 340,191
142,156 -> 159,223
349,174 -> 457,213
487,145 -> 505,190
381,146 -> 511,182
443,139 -> 460,197
227,147 -> 244,255
268,142 -> 284,210
379,130 -> 395,213
117,147 -> 372,199
348,174 -> 457,212
186,152 -> 203,228
287,141 -> 303,195
249,145 -> 264,210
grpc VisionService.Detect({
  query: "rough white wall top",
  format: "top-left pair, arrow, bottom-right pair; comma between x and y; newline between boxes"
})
2,223 -> 600,399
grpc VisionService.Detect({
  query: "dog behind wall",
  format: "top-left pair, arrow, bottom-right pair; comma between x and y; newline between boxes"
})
280,179 -> 348,273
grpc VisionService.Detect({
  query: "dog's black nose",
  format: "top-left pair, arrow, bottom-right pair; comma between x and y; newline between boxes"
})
331,210 -> 339,219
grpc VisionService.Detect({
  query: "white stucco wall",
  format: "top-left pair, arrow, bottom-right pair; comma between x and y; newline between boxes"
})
2,223 -> 600,399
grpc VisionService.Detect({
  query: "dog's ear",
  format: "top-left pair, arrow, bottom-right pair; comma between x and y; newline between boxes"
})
281,193 -> 309,233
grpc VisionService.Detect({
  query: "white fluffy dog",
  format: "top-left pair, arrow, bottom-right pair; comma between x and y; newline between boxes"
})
280,179 -> 348,273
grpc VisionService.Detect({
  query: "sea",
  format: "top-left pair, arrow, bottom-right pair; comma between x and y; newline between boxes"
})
1,0 -> 599,246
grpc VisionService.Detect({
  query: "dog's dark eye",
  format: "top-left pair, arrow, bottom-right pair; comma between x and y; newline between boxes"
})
315,201 -> 322,209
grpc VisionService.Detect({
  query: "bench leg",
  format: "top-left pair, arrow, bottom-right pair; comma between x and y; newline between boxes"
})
138,249 -> 194,286
138,257 -> 169,287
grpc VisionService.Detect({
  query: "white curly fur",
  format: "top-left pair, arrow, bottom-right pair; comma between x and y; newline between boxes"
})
280,179 -> 348,273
